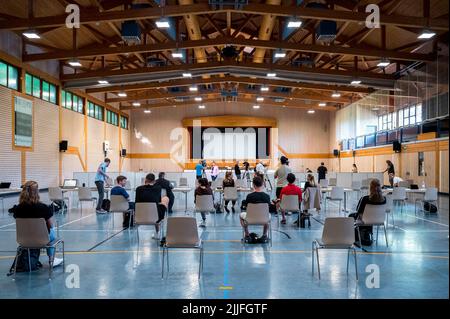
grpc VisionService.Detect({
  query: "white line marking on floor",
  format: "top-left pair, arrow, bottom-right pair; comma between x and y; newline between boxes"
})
57,213 -> 95,228
0,222 -> 15,229
404,214 -> 449,227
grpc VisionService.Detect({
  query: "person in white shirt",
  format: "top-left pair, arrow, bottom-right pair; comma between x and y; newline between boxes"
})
211,161 -> 219,181
392,174 -> 404,187
255,161 -> 265,175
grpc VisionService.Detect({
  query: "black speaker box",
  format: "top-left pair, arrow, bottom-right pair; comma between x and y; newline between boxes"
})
333,149 -> 339,157
393,140 -> 402,153
59,140 -> 68,152
121,149 -> 127,157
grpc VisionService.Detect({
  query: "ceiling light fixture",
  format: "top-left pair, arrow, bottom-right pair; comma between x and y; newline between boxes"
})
331,91 -> 341,98
287,20 -> 302,28
68,59 -> 82,67
253,105 -> 260,109
195,97 -> 202,102
118,92 -> 127,97
266,72 -> 277,77
318,102 -> 326,107
182,73 -> 192,78
22,30 -> 40,39
307,110 -> 315,114
261,86 -> 269,92
256,97 -> 264,102
98,80 -> 109,85
172,52 -> 183,58
351,80 -> 361,85
274,51 -> 286,58
144,109 -> 151,114
132,102 -> 141,107
155,19 -> 170,28
418,29 -> 436,39
377,58 -> 390,68
198,105 -> 205,109
189,86 -> 198,92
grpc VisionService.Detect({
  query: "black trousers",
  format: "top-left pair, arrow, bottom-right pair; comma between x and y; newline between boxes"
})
95,181 -> 104,210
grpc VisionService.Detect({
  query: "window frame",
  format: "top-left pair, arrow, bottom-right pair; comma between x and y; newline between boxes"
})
0,60 -> 19,90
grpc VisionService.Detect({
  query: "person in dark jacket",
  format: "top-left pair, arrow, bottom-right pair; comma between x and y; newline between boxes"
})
194,178 -> 214,227
317,162 -> 327,183
13,181 -> 63,267
223,171 -> 236,213
234,160 -> 241,179
350,178 -> 386,221
155,172 -> 175,214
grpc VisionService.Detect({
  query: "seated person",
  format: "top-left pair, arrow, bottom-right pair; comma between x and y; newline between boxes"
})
223,171 -> 236,213
194,178 -> 214,227
111,175 -> 135,228
349,178 -> 386,221
155,172 -> 175,214
135,173 -> 169,239
240,176 -> 271,242
304,173 -> 317,190
278,173 -> 302,225
12,181 -> 63,267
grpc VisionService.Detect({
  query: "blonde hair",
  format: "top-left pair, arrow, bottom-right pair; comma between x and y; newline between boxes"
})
225,171 -> 233,180
369,179 -> 384,202
19,181 -> 40,205
307,174 -> 316,187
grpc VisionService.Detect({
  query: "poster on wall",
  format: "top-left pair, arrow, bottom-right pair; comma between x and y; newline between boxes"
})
14,96 -> 33,148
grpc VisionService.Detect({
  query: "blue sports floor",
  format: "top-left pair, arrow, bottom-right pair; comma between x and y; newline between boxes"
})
0,191 -> 448,299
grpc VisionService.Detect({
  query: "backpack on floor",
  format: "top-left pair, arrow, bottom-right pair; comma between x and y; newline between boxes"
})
245,232 -> 260,244
355,226 -> 373,246
423,201 -> 438,213
123,212 -> 135,227
51,200 -> 67,213
299,212 -> 311,228
9,248 -> 42,274
101,199 -> 111,212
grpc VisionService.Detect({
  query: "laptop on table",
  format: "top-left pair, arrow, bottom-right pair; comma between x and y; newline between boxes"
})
0,182 -> 11,189
62,179 -> 78,189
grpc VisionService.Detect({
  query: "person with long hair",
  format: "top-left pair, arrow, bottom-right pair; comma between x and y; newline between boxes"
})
383,160 -> 395,187
222,171 -> 236,213
194,177 -> 214,227
13,181 -> 63,267
304,174 -> 317,190
350,178 -> 386,220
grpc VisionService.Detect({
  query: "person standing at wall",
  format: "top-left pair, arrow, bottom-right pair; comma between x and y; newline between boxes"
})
234,160 -> 241,180
317,162 -> 328,183
95,158 -> 111,214
195,160 -> 204,180
210,161 -> 219,181
383,160 -> 395,187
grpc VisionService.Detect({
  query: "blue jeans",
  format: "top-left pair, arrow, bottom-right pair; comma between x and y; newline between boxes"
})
47,228 -> 56,257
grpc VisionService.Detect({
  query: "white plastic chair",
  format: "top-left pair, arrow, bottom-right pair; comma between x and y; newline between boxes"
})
109,195 -> 134,229
243,203 -> 272,247
415,187 -> 438,215
319,179 -> 329,188
392,187 -> 407,214
355,204 -> 388,247
162,217 -> 203,279
77,187 -> 97,215
329,178 -> 337,187
48,187 -> 70,214
179,177 -> 188,187
312,217 -> 358,280
195,195 -> 216,226
280,195 -> 301,226
325,186 -> 344,214
385,194 -> 395,228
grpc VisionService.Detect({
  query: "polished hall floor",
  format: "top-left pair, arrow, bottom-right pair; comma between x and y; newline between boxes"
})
0,191 -> 448,299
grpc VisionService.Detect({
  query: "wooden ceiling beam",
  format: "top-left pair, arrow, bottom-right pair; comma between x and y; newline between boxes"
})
24,36 -> 435,62
1,4 -> 447,31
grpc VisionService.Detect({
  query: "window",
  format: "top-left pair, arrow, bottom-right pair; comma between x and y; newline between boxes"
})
25,73 -> 57,104
0,60 -> 19,90
87,101 -> 104,121
61,90 -> 84,113
377,112 -> 397,132
106,110 -> 119,126
120,116 -> 128,130
397,104 -> 422,128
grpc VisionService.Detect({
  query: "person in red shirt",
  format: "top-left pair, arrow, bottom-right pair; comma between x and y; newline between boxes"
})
279,173 -> 302,224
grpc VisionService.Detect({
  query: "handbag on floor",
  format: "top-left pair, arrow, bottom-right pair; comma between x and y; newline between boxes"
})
9,248 -> 42,274
423,201 -> 438,213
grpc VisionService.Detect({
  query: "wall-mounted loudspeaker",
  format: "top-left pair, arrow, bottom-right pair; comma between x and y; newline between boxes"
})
393,140 -> 402,153
333,149 -> 339,157
59,140 -> 68,152
120,149 -> 127,157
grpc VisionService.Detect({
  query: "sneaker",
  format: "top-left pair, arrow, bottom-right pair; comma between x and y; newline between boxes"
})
199,220 -> 206,228
51,258 -> 63,268
152,232 -> 160,240
96,209 -> 107,214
